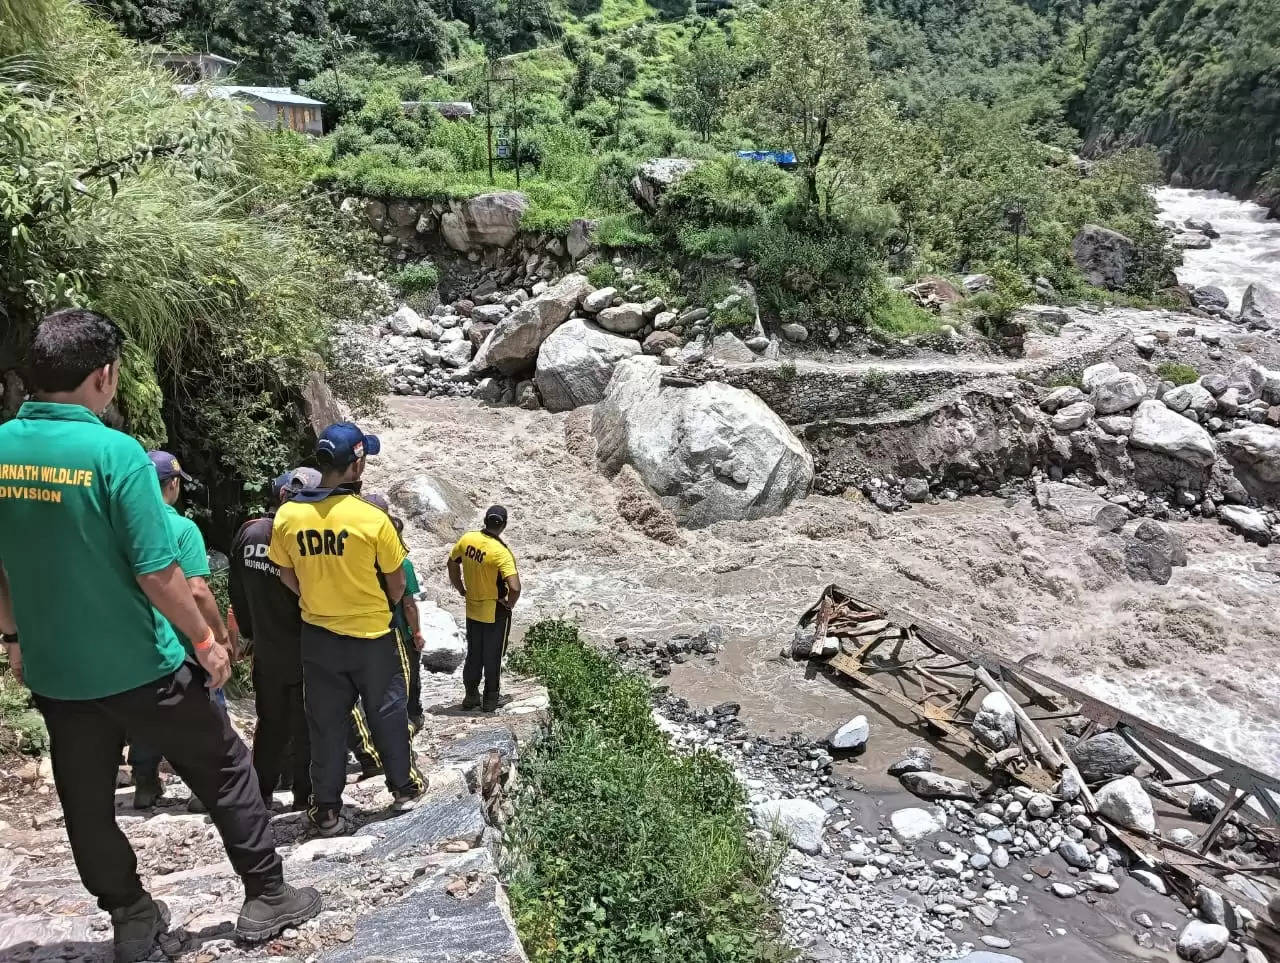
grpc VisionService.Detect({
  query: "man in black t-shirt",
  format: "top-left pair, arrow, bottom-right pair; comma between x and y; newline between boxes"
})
229,467 -> 319,811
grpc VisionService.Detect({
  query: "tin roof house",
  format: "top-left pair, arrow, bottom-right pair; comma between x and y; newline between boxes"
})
177,85 -> 327,136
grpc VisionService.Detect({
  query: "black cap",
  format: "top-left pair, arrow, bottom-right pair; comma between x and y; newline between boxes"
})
484,505 -> 508,527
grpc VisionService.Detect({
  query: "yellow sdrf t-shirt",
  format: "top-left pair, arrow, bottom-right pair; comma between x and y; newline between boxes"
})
450,530 -> 517,624
268,493 -> 407,639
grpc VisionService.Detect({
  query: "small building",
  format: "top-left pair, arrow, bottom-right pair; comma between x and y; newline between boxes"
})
401,101 -> 476,121
177,85 -> 326,136
153,52 -> 237,83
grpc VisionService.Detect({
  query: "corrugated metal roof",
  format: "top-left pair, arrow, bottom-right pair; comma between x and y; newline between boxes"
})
156,52 -> 238,66
402,100 -> 476,117
175,85 -> 325,106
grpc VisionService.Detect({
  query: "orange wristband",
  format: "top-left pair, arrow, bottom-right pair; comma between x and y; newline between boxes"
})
193,630 -> 216,653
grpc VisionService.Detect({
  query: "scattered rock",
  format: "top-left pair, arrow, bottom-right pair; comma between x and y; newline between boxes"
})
890,807 -> 947,843
753,799 -> 827,854
1052,401 -> 1096,432
899,771 -> 979,802
1091,370 -> 1148,415
597,303 -> 647,335
1176,920 -> 1230,962
581,287 -> 617,314
470,274 -> 593,375
972,692 -> 1017,751
1192,286 -> 1229,311
1217,505 -> 1272,545
781,322 -> 809,343
534,319 -> 642,413
1095,776 -> 1157,833
1069,732 -> 1142,781
827,715 -> 870,752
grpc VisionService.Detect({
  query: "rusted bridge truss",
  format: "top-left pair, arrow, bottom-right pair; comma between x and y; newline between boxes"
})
800,584 -> 1280,951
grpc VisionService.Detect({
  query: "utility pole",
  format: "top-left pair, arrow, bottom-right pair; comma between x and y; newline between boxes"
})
484,67 -> 519,187
485,75 -> 495,185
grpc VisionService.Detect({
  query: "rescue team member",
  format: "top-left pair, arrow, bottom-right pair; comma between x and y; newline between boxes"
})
365,494 -> 426,730
0,309 -> 320,962
268,423 -> 424,837
448,506 -> 521,712
131,450 -> 231,811
229,467 -> 320,812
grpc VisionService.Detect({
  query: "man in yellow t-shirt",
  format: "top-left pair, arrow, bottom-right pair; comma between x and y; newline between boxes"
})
448,506 -> 521,712
268,422 -> 424,836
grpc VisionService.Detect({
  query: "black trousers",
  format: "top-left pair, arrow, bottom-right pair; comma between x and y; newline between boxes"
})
301,624 -> 423,810
251,661 -> 311,809
400,625 -> 422,718
464,609 -> 511,696
34,665 -> 282,912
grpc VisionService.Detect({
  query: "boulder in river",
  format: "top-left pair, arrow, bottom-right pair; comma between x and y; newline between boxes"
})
1176,920 -> 1230,962
1068,731 -> 1141,781
1218,424 -> 1280,501
470,274 -> 593,375
1072,225 -> 1134,290
534,319 -> 642,413
890,807 -> 946,843
592,358 -> 813,528
827,715 -> 870,752
972,692 -> 1017,751
1240,283 -> 1280,330
887,746 -> 933,776
1034,481 -> 1131,532
1095,775 -> 1157,833
1123,519 -> 1187,585
1191,285 -> 1229,311
1218,505 -> 1272,546
898,771 -> 978,802
1129,400 -> 1216,467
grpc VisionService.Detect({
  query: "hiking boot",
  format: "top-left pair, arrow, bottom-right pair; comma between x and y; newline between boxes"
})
132,773 -> 163,810
111,894 -> 169,963
408,712 -> 425,735
481,693 -> 501,713
307,807 -> 346,837
391,787 -> 424,813
187,794 -> 207,814
461,686 -> 481,710
235,882 -> 322,943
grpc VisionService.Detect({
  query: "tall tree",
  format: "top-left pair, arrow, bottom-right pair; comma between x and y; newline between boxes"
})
738,0 -> 877,215
671,31 -> 739,142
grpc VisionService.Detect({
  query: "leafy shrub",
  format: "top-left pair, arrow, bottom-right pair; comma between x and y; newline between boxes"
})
506,620 -> 787,963
586,262 -> 618,287
594,213 -> 657,248
1156,362 -> 1199,387
0,657 -> 48,755
639,79 -> 671,109
659,157 -> 792,230
395,263 -> 441,294
870,290 -> 942,338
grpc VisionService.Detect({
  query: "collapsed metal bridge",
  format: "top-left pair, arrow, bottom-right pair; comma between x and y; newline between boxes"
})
798,584 -> 1280,956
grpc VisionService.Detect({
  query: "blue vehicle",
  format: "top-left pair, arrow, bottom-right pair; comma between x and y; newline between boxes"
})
735,149 -> 798,169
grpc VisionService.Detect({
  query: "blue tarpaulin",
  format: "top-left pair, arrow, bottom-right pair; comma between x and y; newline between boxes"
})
735,149 -> 798,166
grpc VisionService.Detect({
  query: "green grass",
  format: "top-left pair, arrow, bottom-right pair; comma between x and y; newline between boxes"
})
506,620 -> 789,963
0,653 -> 47,755
870,290 -> 944,338
1156,361 -> 1199,387
395,262 -> 441,294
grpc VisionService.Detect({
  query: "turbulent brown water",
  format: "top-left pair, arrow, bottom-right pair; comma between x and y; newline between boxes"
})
365,396 -> 1280,778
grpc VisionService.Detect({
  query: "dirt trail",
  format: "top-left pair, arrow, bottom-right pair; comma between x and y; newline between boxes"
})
366,396 -> 1280,777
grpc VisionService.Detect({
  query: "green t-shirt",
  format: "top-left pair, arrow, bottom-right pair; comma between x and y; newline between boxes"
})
0,402 -> 186,700
392,558 -> 419,638
163,503 -> 211,651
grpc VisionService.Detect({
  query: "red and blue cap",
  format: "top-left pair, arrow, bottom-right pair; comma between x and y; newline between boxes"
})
148,450 -> 192,483
315,422 -> 381,468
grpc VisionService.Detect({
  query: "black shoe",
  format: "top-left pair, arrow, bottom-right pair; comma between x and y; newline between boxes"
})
236,882 -> 322,944
461,687 -> 481,710
111,894 -> 169,963
408,712 -> 425,734
132,774 -> 163,810
481,693 -> 501,712
308,806 -> 346,837
187,794 -> 207,814
391,787 -> 424,813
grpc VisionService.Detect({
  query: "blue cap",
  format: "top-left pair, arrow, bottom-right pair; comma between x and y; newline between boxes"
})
148,450 -> 192,483
315,422 -> 381,468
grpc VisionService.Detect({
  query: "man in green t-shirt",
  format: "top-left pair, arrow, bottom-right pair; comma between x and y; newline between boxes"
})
130,450 -> 231,810
0,309 -> 320,962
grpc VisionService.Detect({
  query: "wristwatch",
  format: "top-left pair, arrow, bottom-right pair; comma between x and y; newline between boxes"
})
1,632 -> 17,646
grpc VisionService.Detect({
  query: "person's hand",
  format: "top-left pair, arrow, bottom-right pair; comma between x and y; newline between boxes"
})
413,632 -> 425,653
195,635 -> 232,689
4,642 -> 22,688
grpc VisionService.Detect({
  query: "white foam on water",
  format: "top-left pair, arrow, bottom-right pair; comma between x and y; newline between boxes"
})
1157,186 -> 1280,309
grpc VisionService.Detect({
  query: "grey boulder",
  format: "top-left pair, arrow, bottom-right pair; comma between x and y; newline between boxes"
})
1218,505 -> 1272,546
898,771 -> 978,801
1218,424 -> 1280,499
827,715 -> 870,752
629,158 -> 699,214
1129,400 -> 1216,467
1095,775 -> 1157,833
1072,225 -> 1134,290
592,358 -> 813,528
1068,731 -> 1141,781
1091,370 -> 1148,414
1034,481 -> 1131,532
753,798 -> 826,854
1176,920 -> 1230,962
470,273 -> 593,375
596,303 -> 647,335
1241,282 -> 1280,330
1163,382 -> 1217,416
534,319 -> 641,413
440,191 -> 529,251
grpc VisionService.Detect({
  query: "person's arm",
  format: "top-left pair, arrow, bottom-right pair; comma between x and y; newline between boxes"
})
403,593 -> 423,650
227,534 -> 253,643
278,565 -> 300,596
111,462 -> 229,688
384,566 -> 407,607
188,576 -> 230,650
447,557 -> 466,599
137,565 -> 231,688
502,572 -> 522,610
0,561 -> 21,686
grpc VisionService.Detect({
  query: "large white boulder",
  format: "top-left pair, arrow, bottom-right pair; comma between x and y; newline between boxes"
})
1163,382 -> 1217,416
1095,775 -> 1156,833
629,158 -> 699,214
596,303 -> 646,335
470,274 -> 593,375
753,799 -> 826,854
827,715 -> 870,751
1034,481 -> 1131,532
889,807 -> 946,843
1129,401 -> 1215,467
1176,920 -> 1230,962
592,358 -> 813,528
388,472 -> 472,540
534,319 -> 641,413
440,191 -> 529,251
417,600 -> 467,673
1241,282 -> 1280,330
1218,424 -> 1280,493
